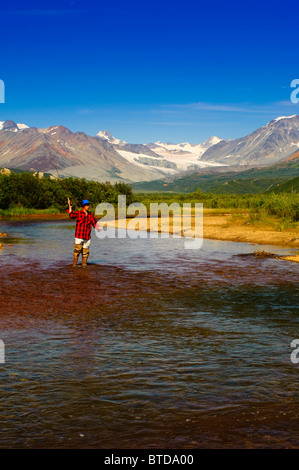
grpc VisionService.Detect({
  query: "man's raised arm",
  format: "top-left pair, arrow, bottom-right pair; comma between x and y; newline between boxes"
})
67,198 -> 78,218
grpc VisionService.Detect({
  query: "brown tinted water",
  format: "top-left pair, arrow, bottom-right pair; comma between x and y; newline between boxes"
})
0,219 -> 299,448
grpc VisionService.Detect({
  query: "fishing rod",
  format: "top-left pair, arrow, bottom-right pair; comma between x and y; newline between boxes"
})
50,160 -> 81,207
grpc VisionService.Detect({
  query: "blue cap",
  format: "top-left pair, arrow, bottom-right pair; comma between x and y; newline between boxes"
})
81,199 -> 90,206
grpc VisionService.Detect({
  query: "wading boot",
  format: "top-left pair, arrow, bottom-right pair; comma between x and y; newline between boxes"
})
82,248 -> 89,267
73,244 -> 83,267
73,253 -> 79,267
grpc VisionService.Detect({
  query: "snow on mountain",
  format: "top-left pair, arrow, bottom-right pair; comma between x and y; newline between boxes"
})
96,130 -> 126,145
273,115 -> 297,122
16,123 -> 29,130
115,150 -> 178,175
146,136 -> 224,170
200,115 -> 299,166
4,116 -> 299,182
0,120 -> 29,131
0,123 -> 173,182
152,136 -> 223,157
99,132 -> 225,171
96,130 -> 171,160
96,130 -> 223,166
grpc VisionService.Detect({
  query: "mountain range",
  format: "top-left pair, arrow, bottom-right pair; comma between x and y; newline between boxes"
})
0,115 -> 299,184
200,115 -> 299,166
0,122 -> 167,182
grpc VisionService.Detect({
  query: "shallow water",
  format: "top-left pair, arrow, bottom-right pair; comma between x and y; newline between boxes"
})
0,218 -> 299,448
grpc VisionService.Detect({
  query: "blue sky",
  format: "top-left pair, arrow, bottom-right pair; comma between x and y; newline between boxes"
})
1,0 -> 299,143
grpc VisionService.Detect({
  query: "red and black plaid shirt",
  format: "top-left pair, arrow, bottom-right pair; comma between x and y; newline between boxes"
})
67,209 -> 99,240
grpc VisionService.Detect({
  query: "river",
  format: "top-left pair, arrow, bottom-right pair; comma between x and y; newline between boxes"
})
0,218 -> 299,448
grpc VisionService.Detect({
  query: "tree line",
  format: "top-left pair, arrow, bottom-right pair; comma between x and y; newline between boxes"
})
0,172 -> 134,211
1,171 -> 298,223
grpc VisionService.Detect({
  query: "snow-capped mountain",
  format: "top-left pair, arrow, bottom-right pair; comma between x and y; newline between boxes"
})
146,136 -> 224,170
200,115 -> 299,166
272,115 -> 298,122
2,116 -> 299,183
97,129 -> 172,161
0,120 -> 29,132
96,130 -> 126,146
96,130 -> 225,171
0,122 -> 178,182
149,136 -> 223,156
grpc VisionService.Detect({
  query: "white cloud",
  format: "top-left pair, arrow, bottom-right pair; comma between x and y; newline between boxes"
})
154,100 -> 299,115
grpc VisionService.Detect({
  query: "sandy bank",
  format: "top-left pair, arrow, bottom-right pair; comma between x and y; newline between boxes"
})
101,211 -> 299,263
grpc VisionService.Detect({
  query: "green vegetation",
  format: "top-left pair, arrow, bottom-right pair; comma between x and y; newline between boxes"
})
136,191 -> 299,223
1,170 -> 298,226
0,171 -> 134,214
131,158 -> 299,226
269,175 -> 299,194
133,173 -> 284,194
0,207 -> 60,217
132,156 -> 299,194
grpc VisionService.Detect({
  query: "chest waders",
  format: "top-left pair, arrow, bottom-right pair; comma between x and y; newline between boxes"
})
73,244 -> 90,267
82,247 -> 89,267
73,243 -> 83,267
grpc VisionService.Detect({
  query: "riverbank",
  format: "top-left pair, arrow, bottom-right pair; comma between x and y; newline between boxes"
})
102,209 -> 299,262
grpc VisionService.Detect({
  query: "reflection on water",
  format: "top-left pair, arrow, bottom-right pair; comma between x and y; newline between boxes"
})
0,218 -> 299,448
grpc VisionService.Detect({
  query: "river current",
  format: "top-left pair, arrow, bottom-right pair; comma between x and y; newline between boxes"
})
0,218 -> 298,448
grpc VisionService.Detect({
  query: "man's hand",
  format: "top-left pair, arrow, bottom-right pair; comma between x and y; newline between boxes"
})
67,197 -> 73,212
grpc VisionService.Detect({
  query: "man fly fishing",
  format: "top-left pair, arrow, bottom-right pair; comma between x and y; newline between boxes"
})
67,197 -> 102,267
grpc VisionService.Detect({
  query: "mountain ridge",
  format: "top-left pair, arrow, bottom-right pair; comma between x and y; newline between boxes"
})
1,115 -> 299,184
200,115 -> 299,166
